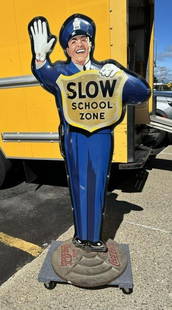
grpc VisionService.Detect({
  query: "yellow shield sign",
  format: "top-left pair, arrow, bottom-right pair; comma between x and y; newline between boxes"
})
56,70 -> 128,132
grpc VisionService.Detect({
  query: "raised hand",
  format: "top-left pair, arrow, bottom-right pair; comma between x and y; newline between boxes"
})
29,18 -> 56,62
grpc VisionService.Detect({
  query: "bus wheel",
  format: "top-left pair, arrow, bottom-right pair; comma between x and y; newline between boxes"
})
0,152 -> 12,188
142,127 -> 167,148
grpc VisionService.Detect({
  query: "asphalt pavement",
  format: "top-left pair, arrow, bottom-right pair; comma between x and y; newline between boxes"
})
0,180 -> 74,285
0,146 -> 172,310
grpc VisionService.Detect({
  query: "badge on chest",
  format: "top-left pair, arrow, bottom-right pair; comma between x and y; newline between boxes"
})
57,70 -> 128,132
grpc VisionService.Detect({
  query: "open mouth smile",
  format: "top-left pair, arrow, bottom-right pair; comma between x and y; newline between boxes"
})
76,49 -> 85,54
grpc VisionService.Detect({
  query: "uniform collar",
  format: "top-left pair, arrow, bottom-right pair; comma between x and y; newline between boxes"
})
72,60 -> 91,71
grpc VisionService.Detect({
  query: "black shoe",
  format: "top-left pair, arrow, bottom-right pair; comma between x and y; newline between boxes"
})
87,240 -> 108,252
72,237 -> 87,249
72,237 -> 107,253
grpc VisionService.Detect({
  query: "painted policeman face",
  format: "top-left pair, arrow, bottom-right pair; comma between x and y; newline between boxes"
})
66,35 -> 92,65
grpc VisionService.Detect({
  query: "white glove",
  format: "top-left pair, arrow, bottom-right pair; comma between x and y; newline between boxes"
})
99,64 -> 120,78
30,19 -> 56,62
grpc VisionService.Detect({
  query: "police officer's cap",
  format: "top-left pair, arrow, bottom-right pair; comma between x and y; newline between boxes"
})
59,14 -> 95,49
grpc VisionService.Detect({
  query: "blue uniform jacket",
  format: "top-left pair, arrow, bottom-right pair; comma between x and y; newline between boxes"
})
32,59 -> 151,242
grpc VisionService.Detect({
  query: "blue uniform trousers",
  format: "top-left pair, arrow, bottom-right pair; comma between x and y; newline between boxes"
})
64,130 -> 112,242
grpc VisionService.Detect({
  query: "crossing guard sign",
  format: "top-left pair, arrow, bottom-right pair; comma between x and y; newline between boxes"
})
57,70 -> 128,132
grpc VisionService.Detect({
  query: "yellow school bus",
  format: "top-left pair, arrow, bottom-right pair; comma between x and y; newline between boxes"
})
0,0 -> 155,186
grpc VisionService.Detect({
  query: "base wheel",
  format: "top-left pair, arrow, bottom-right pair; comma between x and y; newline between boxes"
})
44,281 -> 57,290
122,287 -> 133,294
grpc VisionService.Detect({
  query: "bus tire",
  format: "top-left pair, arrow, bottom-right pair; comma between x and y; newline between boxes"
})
0,151 -> 12,188
167,132 -> 172,145
142,127 -> 167,148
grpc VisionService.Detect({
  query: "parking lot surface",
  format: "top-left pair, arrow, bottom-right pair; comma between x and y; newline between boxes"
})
0,146 -> 172,310
0,182 -> 73,285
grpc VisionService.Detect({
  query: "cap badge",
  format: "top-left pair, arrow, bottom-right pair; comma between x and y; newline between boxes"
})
73,18 -> 81,30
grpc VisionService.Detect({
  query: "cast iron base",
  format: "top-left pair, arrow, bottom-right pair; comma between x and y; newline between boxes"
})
38,240 -> 133,294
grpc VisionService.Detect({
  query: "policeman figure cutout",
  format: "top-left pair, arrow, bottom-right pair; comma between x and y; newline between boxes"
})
28,14 -> 150,252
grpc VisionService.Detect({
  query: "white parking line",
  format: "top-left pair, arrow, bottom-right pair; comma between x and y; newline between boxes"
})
125,221 -> 171,234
